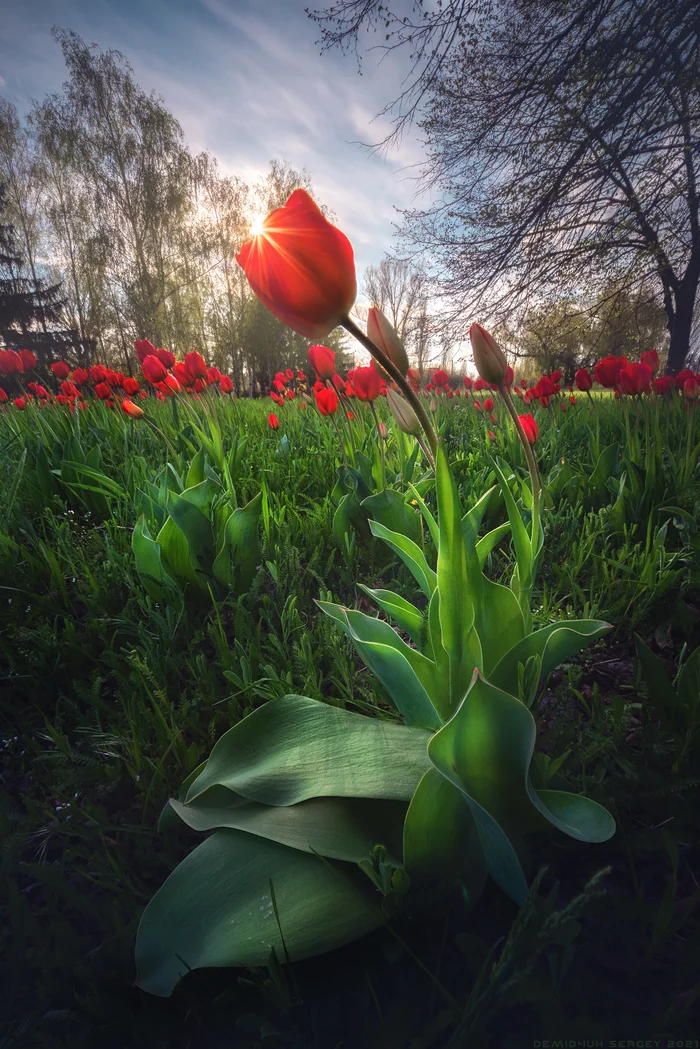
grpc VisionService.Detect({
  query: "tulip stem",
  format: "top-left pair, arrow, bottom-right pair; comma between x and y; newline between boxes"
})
499,383 -> 541,557
341,316 -> 438,457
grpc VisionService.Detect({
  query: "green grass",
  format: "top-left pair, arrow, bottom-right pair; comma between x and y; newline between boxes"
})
1,388 -> 699,1047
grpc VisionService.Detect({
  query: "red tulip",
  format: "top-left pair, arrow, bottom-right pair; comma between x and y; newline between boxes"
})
534,376 -> 556,398
142,355 -> 168,384
487,430 -> 496,440
122,377 -> 140,395
94,382 -> 111,400
14,397 -> 26,410
122,398 -> 144,418
268,412 -> 280,429
683,377 -> 699,402
353,362 -> 382,401
164,373 -> 182,394
0,388 -> 8,403
641,349 -> 659,375
315,387 -> 338,415
654,376 -> 673,396
19,349 -> 37,371
483,397 -> 494,412
51,361 -> 70,379
0,350 -> 23,375
332,373 -> 346,394
594,355 -> 628,388
463,375 -> 473,390
184,351 -> 207,379
570,395 -> 576,405
308,344 -> 336,380
220,375 -> 234,394
432,369 -> 450,387
297,369 -> 306,381
173,362 -> 195,387
71,368 -> 89,385
236,188 -> 357,339
156,348 -> 176,369
194,378 -> 206,393
619,362 -> 652,395
560,401 -> 567,412
518,413 -> 539,444
89,365 -> 106,383
469,323 -> 508,384
520,379 -> 528,389
473,399 -> 482,412
135,339 -> 156,363
207,367 -> 222,384
575,368 -> 592,392
549,369 -> 562,383
674,368 -> 695,390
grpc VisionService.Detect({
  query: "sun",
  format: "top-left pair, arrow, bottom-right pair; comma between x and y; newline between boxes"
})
250,214 -> 266,237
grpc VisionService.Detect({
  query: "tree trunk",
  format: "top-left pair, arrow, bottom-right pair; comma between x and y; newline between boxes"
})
666,277 -> 699,375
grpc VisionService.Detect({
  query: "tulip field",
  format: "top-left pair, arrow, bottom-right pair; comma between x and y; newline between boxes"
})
2,191 -> 700,1048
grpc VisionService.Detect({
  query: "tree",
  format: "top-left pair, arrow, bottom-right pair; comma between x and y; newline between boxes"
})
0,182 -> 67,365
362,258 -> 433,365
309,0 -> 700,373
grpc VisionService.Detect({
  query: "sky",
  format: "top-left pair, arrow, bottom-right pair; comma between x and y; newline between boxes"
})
0,0 -> 433,286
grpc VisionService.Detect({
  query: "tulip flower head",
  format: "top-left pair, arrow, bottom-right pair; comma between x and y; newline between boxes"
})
367,307 -> 409,376
19,349 -> 37,371
386,387 -> 421,434
123,377 -> 140,395
0,350 -> 23,375
142,355 -> 169,384
353,362 -> 382,401
641,349 -> 660,375
236,188 -> 357,339
683,377 -> 699,402
122,398 -> 144,419
308,344 -> 336,380
518,413 -> 539,445
575,368 -> 592,392
469,323 -> 508,384
51,361 -> 70,380
14,397 -> 27,410
220,375 -> 234,394
483,397 -> 494,412
135,338 -> 156,363
268,412 -> 280,429
594,355 -> 628,388
619,362 -> 652,396
315,387 -> 338,415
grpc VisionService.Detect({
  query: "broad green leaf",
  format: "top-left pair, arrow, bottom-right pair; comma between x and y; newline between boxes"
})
358,585 -> 425,647
369,520 -> 437,597
170,791 -> 406,862
213,492 -> 262,591
132,515 -> 170,601
186,448 -> 206,488
488,457 -> 532,584
462,484 -> 498,546
476,575 -> 525,678
316,602 -> 441,728
135,830 -> 382,996
186,694 -> 432,804
403,768 -> 486,902
476,523 -> 511,567
166,490 -> 214,582
428,671 -> 614,905
489,620 -> 612,697
332,491 -> 371,552
156,516 -> 198,587
361,489 -> 422,546
406,481 -> 439,548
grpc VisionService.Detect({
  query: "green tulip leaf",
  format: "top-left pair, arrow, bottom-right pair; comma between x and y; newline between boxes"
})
135,830 -> 382,996
488,620 -> 611,697
358,586 -> 425,647
369,520 -> 437,597
186,694 -> 432,805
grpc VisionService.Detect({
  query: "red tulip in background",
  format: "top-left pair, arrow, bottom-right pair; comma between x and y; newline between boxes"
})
172,362 -> 195,387
19,349 -> 37,371
236,188 -> 357,339
674,369 -> 694,390
308,344 -> 336,380
654,376 -> 674,395
315,387 -> 338,415
94,382 -> 112,400
683,377 -> 699,402
432,369 -> 450,387
220,375 -> 234,394
518,413 -> 539,445
641,349 -> 659,375
534,376 -> 556,399
575,369 -> 592,392
594,355 -> 627,388
14,397 -> 26,410
72,369 -> 89,385
156,348 -> 176,369
0,389 -> 7,403
619,362 -> 652,395
0,350 -> 23,375
570,395 -> 576,405
207,367 -> 222,384
123,377 -> 140,396
463,375 -> 473,390
141,355 -> 168,384
268,413 -> 280,429
483,397 -> 494,412
184,351 -> 207,380
135,339 -> 156,363
353,362 -> 381,401
122,399 -> 144,419
550,369 -> 562,383
51,361 -> 70,379
332,373 -> 346,393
